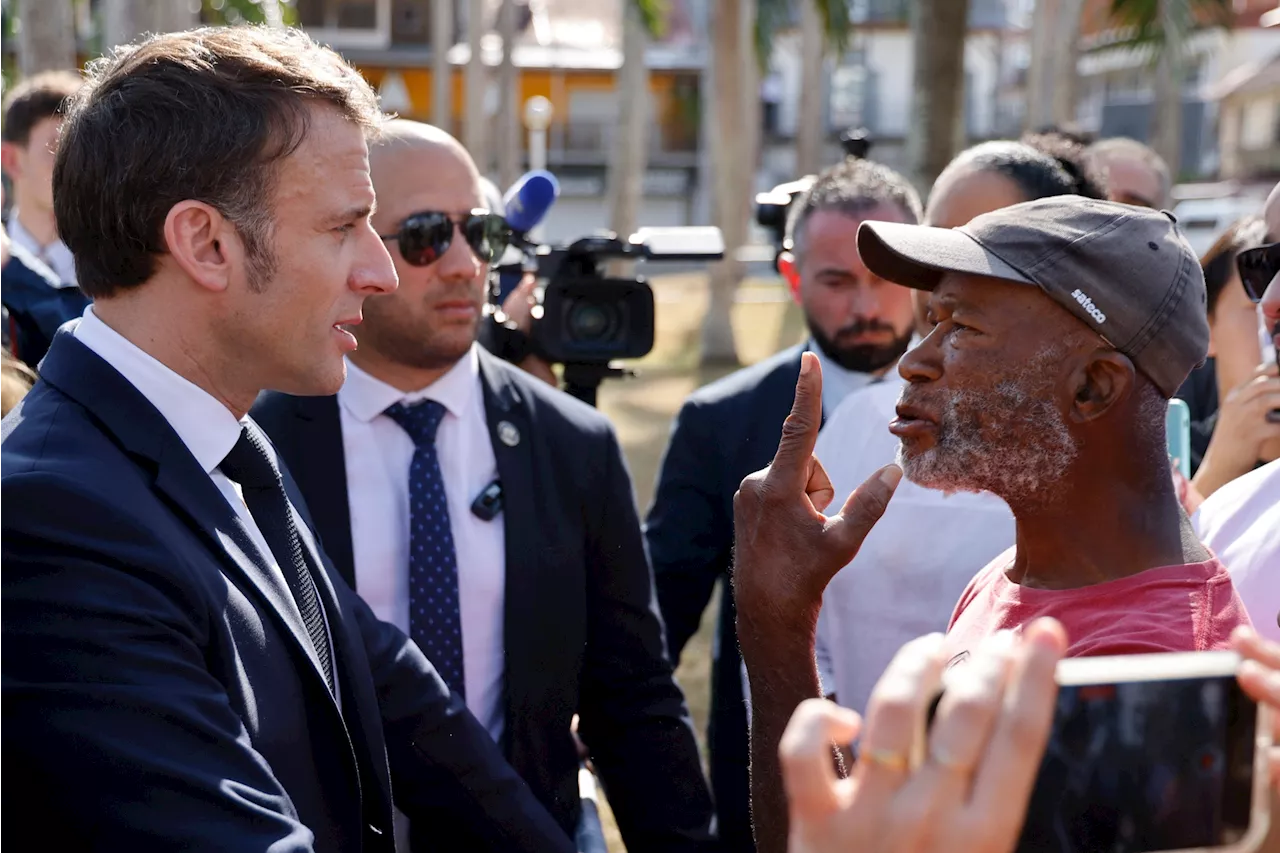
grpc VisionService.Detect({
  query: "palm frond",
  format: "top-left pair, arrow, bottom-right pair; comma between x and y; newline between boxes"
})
629,0 -> 669,39
755,0 -> 851,69
1094,0 -> 1232,53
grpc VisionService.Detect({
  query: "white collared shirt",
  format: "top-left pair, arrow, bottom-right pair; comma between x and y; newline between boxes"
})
73,307 -> 341,701
339,347 -> 507,743
810,340 -> 885,417
8,211 -> 78,287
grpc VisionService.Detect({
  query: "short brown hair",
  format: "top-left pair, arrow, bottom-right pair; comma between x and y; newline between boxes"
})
2,70 -> 82,146
54,26 -> 383,299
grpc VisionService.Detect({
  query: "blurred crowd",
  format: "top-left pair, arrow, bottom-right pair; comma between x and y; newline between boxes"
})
1,23 -> 1278,853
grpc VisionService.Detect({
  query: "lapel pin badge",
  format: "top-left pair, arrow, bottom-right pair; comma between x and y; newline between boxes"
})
497,420 -> 521,447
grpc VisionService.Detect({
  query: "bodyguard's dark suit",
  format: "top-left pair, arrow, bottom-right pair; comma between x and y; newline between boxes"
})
645,343 -> 807,853
252,348 -> 716,853
1,243 -> 89,365
1,330 -> 574,853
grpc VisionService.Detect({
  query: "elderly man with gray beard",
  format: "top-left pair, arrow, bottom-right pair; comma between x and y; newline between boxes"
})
729,196 -> 1254,853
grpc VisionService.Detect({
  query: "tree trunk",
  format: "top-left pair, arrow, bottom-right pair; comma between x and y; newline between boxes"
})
604,1 -> 649,251
795,0 -> 826,177
1026,0 -> 1084,131
464,0 -> 490,175
496,0 -> 521,189
1151,0 -> 1185,178
18,0 -> 77,77
699,0 -> 752,365
103,0 -> 198,49
906,0 -> 970,196
1051,0 -> 1085,127
433,0 -> 455,132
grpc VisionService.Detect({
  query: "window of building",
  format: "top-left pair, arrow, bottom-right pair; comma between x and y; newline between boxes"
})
296,0 -> 390,48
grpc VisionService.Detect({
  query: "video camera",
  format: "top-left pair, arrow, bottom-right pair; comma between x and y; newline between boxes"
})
755,128 -> 875,271
487,226 -> 725,406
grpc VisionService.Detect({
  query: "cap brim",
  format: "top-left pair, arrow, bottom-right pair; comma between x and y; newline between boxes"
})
857,221 -> 1034,291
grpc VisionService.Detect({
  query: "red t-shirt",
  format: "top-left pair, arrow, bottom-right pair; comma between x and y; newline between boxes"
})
944,548 -> 1253,666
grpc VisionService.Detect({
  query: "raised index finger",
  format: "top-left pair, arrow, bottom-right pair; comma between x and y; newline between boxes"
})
770,352 -> 824,486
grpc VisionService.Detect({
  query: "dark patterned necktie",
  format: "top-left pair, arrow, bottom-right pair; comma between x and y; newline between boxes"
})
220,422 -> 335,695
384,399 -> 466,698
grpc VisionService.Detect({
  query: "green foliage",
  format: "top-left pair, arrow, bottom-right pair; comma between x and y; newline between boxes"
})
756,0 -> 850,70
202,0 -> 299,27
1098,0 -> 1232,54
630,0 -> 668,39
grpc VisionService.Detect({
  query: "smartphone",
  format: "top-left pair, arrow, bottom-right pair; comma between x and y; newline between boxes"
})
1167,398 -> 1192,479
1015,651 -> 1270,853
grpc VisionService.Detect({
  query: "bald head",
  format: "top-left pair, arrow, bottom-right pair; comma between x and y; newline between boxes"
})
370,119 -> 478,185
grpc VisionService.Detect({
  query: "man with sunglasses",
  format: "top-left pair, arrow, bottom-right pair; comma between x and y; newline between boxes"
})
253,119 -> 715,853
1195,181 -> 1280,641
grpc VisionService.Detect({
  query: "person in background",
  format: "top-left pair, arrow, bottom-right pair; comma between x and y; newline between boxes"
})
1,73 -> 90,364
1,348 -> 36,415
813,139 -> 1090,716
1187,215 -> 1280,497
1086,136 -> 1172,210
645,157 -> 922,851
253,119 -> 715,853
1196,181 -> 1280,642
1,71 -> 83,288
1019,130 -> 1108,201
735,197 -> 1253,852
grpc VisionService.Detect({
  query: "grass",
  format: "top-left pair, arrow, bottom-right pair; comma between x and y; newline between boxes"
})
590,270 -> 803,851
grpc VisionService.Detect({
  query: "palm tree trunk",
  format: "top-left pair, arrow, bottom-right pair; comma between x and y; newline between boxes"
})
1051,0 -> 1085,127
19,0 -> 76,76
103,0 -> 198,49
464,0 -> 490,175
605,1 -> 649,246
700,0 -> 751,365
905,0 -> 970,195
496,0 -> 521,189
795,0 -> 826,176
1151,0 -> 1185,177
433,0 -> 455,132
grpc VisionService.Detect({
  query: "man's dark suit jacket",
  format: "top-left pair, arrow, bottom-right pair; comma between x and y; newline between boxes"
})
1,243 -> 89,365
1,329 -> 574,853
645,343 -> 807,853
251,348 -> 716,853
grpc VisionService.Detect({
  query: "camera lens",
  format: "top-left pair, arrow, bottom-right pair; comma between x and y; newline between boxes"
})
567,300 -> 620,342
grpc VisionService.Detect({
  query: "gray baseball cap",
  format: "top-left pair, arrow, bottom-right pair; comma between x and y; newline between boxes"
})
856,195 -> 1209,397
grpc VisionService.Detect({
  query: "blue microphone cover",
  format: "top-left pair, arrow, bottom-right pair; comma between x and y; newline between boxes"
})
503,170 -> 560,234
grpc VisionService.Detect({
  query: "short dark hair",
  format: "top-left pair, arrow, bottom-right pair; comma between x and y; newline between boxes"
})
787,158 -> 923,256
1200,215 -> 1268,316
54,26 -> 383,299
1020,132 -> 1108,199
2,70 -> 82,146
942,140 -> 1081,202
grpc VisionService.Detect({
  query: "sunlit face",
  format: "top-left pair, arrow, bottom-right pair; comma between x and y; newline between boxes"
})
214,105 -> 397,396
890,274 -> 1081,506
358,140 -> 487,372
795,204 -> 916,373
3,116 -> 61,212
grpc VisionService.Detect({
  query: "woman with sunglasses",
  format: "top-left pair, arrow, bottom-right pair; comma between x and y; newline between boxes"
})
1189,215 -> 1280,500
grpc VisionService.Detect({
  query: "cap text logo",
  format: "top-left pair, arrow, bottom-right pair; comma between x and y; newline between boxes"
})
1071,288 -> 1107,324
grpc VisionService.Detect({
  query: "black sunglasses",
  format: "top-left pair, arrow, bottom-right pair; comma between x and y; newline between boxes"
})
379,209 -> 511,267
1237,240 -> 1279,303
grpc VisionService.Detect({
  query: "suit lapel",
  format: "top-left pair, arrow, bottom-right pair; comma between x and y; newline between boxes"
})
281,395 -> 356,588
38,330 -> 341,712
477,352 -> 542,760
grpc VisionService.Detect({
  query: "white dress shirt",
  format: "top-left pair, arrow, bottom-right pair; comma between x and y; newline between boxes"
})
8,211 -> 78,287
73,307 -> 340,699
1194,458 -> 1280,642
810,339 -> 893,417
339,348 -> 507,743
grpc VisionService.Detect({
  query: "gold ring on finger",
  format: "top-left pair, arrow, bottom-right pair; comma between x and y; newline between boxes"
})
861,747 -> 910,772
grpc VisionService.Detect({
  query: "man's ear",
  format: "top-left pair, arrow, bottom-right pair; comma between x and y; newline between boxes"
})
162,201 -> 240,294
1,142 -> 24,180
1069,349 -> 1136,423
778,251 -> 802,304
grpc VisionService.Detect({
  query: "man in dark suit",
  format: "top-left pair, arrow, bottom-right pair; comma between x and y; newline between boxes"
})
644,158 -> 923,850
2,28 -> 573,852
252,120 -> 715,853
